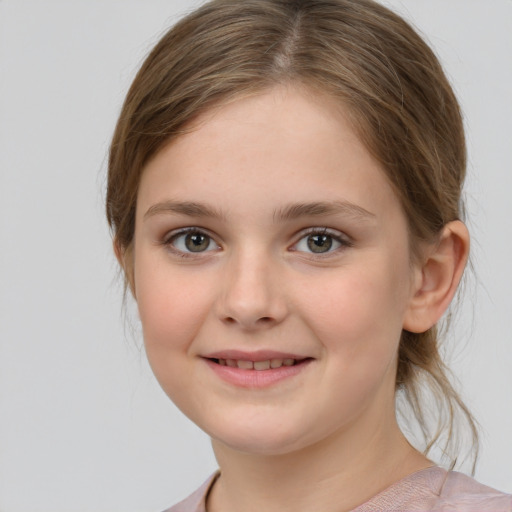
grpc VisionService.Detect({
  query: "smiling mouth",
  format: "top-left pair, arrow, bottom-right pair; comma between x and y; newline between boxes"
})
208,358 -> 310,370
204,356 -> 313,388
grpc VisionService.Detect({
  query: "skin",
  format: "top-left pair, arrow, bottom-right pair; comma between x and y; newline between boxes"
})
125,85 -> 468,512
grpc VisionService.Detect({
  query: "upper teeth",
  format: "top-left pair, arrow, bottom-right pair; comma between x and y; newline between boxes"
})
218,358 -> 296,370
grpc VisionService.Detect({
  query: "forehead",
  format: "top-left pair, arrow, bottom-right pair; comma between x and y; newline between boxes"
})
136,85 -> 401,226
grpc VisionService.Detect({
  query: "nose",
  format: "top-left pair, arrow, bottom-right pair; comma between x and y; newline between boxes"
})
215,248 -> 288,330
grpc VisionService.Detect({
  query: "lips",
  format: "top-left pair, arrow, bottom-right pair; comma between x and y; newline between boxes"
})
213,358 -> 298,370
202,350 -> 313,388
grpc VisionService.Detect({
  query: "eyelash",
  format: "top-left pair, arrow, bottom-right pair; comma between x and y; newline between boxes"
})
161,227 -> 352,258
291,227 -> 353,257
162,227 -> 220,258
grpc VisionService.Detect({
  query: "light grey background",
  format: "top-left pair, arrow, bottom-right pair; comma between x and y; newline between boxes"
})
0,1 -> 511,511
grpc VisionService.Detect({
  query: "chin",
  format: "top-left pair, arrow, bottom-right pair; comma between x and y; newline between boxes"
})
213,433 -> 306,456
205,416 -> 327,457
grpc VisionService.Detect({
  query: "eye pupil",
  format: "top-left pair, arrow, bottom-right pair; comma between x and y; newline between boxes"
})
185,233 -> 210,252
307,234 -> 333,253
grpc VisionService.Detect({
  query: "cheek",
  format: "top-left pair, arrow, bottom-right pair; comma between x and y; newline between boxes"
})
134,261 -> 217,411
292,261 -> 410,386
134,257 -> 214,353
298,269 -> 406,340
293,268 -> 407,422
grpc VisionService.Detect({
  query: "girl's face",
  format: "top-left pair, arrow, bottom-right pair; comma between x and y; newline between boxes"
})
132,86 -> 421,455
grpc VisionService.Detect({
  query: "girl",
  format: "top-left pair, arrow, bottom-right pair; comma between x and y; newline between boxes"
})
106,0 -> 511,510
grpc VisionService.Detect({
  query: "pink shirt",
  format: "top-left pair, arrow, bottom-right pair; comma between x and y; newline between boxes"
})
164,466 -> 511,512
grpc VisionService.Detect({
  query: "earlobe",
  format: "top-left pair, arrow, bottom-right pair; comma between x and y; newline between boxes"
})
403,220 -> 469,333
113,240 -> 137,299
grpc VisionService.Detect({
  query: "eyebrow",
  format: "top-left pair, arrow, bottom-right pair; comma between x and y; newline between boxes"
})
143,199 -> 375,222
144,200 -> 226,221
273,201 -> 376,222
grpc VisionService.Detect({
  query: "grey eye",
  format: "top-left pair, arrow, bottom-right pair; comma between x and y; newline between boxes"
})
307,234 -> 334,253
171,231 -> 218,253
294,231 -> 344,254
185,233 -> 211,252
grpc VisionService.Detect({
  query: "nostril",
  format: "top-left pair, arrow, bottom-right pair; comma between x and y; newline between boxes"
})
222,315 -> 274,326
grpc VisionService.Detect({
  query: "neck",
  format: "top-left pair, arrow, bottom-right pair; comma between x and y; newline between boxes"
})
207,416 -> 431,512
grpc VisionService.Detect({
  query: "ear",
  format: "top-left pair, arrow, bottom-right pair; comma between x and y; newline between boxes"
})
403,220 -> 469,333
113,240 -> 137,299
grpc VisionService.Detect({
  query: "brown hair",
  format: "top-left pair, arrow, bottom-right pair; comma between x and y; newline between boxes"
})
107,0 -> 478,469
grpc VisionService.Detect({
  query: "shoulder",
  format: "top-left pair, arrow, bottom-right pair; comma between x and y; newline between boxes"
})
161,473 -> 219,512
433,470 -> 512,512
353,466 -> 511,512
